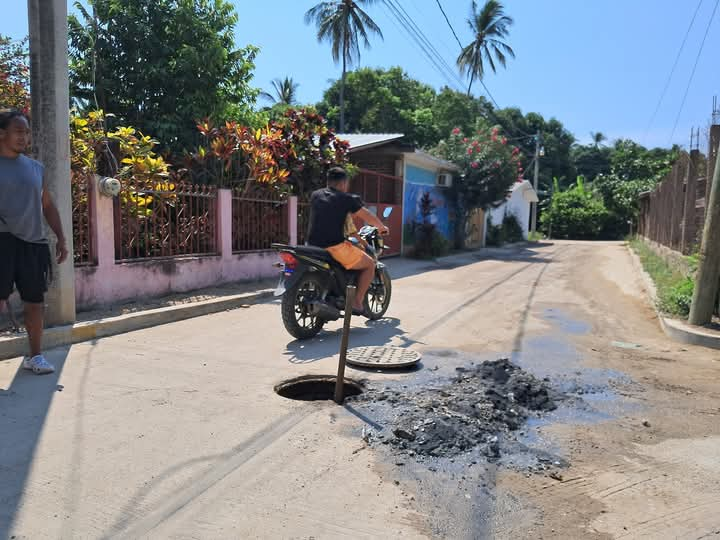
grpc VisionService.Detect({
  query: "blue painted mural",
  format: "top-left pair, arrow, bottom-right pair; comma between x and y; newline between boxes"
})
403,164 -> 453,251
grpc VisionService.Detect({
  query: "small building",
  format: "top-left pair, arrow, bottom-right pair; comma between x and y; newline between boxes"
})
486,180 -> 539,241
338,133 -> 458,256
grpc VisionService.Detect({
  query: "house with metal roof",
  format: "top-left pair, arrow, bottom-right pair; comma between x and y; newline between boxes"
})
337,133 -> 459,256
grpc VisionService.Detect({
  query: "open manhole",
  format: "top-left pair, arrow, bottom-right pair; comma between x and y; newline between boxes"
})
274,375 -> 363,401
346,346 -> 421,369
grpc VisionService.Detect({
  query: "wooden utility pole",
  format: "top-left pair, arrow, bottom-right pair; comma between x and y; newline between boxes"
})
689,130 -> 720,326
28,0 -> 76,326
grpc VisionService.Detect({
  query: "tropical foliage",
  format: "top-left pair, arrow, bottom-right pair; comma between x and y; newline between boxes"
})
305,0 -> 383,131
68,0 -> 260,152
457,0 -> 515,95
540,177 -> 609,240
0,36 -> 29,112
261,77 -> 299,106
433,121 -> 523,247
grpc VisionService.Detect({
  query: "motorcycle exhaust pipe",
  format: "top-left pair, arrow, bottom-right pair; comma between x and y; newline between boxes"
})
308,300 -> 341,321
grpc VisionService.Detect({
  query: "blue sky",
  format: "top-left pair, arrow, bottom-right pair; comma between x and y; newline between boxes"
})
5,0 -> 720,149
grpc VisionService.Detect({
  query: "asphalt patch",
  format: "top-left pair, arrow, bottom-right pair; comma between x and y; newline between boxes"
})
352,358 -> 560,460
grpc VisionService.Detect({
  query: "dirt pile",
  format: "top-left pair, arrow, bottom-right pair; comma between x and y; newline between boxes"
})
358,358 -> 559,459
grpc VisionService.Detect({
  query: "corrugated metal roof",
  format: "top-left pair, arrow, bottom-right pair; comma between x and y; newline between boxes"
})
403,149 -> 459,172
336,133 -> 405,151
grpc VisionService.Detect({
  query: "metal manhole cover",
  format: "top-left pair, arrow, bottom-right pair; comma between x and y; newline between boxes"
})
346,346 -> 421,369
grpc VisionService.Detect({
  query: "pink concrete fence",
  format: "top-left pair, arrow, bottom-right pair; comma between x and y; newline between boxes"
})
72,180 -> 298,310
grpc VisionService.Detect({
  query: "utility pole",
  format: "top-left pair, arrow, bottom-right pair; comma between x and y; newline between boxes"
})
689,128 -> 720,326
28,0 -> 76,326
530,131 -> 541,234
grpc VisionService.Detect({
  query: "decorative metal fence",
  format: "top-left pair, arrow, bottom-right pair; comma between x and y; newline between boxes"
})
72,173 -> 96,266
232,189 -> 289,252
115,181 -> 218,261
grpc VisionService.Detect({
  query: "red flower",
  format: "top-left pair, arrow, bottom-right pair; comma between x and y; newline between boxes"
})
452,127 -> 461,135
471,161 -> 479,169
467,147 -> 474,155
462,137 -> 468,143
502,137 -> 507,145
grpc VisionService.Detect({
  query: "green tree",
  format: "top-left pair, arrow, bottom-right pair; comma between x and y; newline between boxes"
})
541,177 -> 609,240
590,131 -> 607,148
305,0 -> 383,132
571,143 -> 611,183
494,108 -> 576,191
433,121 -> 523,247
68,0 -> 259,152
317,66 -> 435,144
0,36 -> 29,112
261,77 -> 299,106
432,87 -> 493,142
457,0 -> 515,96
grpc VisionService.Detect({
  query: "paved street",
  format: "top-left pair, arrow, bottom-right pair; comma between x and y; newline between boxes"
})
1,241 -> 719,539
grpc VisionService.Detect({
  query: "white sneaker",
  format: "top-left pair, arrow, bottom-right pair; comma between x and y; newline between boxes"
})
22,355 -> 55,375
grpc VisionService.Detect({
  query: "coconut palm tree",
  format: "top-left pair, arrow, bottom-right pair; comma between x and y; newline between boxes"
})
305,0 -> 383,131
457,0 -> 515,96
590,131 -> 607,148
261,77 -> 299,105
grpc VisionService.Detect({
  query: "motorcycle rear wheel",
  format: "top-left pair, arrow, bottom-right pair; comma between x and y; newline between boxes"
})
281,274 -> 326,340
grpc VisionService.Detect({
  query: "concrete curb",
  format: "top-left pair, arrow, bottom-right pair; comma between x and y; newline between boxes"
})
627,245 -> 720,350
0,288 -> 274,360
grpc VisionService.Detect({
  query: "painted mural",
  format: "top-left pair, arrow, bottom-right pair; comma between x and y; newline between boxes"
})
402,164 -> 453,252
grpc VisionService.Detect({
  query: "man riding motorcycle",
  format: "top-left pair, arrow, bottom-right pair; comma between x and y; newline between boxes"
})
307,166 -> 389,315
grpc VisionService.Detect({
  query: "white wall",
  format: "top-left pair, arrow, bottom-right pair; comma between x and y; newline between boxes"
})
487,188 -> 531,240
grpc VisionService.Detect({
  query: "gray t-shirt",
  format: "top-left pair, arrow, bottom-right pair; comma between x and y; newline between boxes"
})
0,154 -> 47,243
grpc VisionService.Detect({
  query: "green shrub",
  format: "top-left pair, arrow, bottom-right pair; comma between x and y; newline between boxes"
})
630,238 -> 695,318
541,177 -> 609,239
486,213 -> 524,246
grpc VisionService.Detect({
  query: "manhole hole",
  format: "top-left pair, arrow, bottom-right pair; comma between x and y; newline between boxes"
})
346,346 -> 421,369
274,375 -> 363,401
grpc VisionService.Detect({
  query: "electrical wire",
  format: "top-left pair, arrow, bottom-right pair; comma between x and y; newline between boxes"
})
643,0 -> 703,144
669,0 -> 719,144
380,0 -> 465,91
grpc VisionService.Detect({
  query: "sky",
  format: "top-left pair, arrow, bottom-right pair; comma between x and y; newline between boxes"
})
5,0 -> 720,149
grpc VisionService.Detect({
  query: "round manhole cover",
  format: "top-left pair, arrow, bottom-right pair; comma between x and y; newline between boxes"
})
346,346 -> 421,369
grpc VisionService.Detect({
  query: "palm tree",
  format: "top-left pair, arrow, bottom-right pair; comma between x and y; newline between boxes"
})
590,131 -> 607,148
261,77 -> 299,106
305,0 -> 383,131
457,0 -> 515,96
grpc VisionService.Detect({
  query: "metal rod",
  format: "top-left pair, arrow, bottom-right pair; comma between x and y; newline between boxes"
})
335,285 -> 356,404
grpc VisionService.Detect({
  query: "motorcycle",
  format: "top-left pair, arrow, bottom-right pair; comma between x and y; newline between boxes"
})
272,207 -> 393,340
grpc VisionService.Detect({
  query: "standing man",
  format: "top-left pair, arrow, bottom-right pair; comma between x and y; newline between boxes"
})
308,167 -> 388,315
0,109 -> 68,374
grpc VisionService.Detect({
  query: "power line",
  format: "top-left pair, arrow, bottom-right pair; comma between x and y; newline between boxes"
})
434,0 -> 463,49
643,0 -> 703,144
381,0 -> 466,91
433,0 -> 535,139
669,0 -> 720,144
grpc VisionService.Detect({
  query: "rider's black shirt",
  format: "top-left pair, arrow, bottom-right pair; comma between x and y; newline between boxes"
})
307,187 -> 363,248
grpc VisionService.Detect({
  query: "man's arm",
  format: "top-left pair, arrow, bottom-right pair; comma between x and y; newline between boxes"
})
353,207 -> 389,235
42,189 -> 69,264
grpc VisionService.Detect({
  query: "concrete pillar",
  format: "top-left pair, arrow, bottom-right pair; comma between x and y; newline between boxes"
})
28,0 -> 75,325
217,189 -> 233,259
288,196 -> 298,246
90,176 -> 116,269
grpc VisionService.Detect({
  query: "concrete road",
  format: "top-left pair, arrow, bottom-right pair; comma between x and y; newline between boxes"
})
1,241 -> 719,539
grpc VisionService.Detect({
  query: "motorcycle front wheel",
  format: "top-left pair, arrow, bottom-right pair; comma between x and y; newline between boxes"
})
364,267 -> 392,320
281,274 -> 326,340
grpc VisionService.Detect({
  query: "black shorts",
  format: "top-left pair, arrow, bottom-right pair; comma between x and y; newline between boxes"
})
0,232 -> 52,304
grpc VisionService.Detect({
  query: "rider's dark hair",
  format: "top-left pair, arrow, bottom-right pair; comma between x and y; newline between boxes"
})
0,109 -> 27,130
327,166 -> 348,184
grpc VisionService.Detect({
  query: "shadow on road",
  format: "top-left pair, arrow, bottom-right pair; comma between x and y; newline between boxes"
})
283,317 -> 422,364
0,345 -> 70,539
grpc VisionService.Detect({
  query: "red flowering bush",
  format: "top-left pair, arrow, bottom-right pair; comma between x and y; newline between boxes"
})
434,123 -> 523,211
0,36 -> 30,113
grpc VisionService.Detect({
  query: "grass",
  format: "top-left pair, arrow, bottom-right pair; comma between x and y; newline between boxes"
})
527,231 -> 544,242
629,238 -> 695,318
